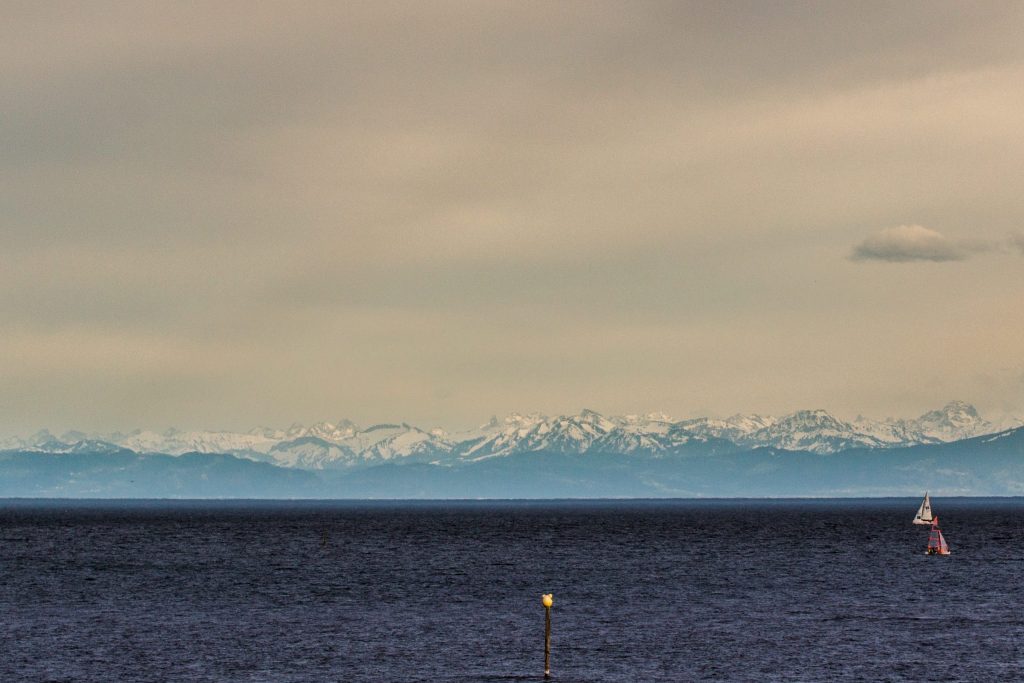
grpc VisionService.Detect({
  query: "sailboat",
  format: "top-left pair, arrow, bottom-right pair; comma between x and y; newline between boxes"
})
926,515 -> 951,555
912,492 -> 933,525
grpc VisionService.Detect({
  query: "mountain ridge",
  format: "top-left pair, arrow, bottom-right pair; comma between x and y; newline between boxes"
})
1,401 -> 1014,471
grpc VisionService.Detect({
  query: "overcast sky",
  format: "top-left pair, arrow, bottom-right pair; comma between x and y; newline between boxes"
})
3,1 -> 1023,434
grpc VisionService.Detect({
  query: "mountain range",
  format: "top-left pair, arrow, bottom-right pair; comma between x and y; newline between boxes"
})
3,401 -> 1022,498
0,401 -> 1010,469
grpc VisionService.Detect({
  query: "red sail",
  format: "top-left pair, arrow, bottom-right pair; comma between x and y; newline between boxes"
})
927,515 -> 951,555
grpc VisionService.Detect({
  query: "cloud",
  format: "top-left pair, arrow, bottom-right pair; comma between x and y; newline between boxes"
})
849,225 -> 977,263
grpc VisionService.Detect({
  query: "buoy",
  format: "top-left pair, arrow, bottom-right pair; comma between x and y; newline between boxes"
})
542,593 -> 553,677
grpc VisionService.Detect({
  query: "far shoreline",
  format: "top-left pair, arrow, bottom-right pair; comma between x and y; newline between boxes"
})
3,495 -> 1024,504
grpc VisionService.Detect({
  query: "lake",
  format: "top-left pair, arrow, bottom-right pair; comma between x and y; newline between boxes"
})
2,498 -> 1022,681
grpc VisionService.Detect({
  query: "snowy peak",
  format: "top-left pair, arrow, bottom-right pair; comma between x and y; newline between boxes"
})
462,410 -> 621,459
253,422 -> 453,470
461,409 -> 714,459
774,409 -> 844,430
746,409 -> 885,453
356,423 -> 454,462
266,437 -> 359,470
914,401 -> 990,442
670,403 -> 997,454
96,419 -> 454,469
116,429 -> 279,456
578,408 -> 614,428
613,413 -> 676,436
303,420 -> 360,442
677,414 -> 776,443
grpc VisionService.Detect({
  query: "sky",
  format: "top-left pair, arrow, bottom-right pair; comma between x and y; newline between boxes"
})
3,1 -> 1024,435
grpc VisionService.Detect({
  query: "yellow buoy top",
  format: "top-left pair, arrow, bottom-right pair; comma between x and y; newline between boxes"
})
542,593 -> 553,608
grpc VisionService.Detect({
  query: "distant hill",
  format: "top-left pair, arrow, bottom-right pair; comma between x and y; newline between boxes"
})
0,451 -> 321,498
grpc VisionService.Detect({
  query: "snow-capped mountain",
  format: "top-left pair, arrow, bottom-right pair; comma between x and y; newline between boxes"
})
452,402 -> 996,457
354,423 -> 454,463
0,429 -> 65,451
0,429 -> 129,453
111,421 -> 455,470
913,400 -> 992,442
453,409 -> 736,460
677,402 -> 995,454
262,438 -> 359,470
458,409 -> 619,459
598,413 -> 690,455
0,401 -> 1007,466
117,428 -> 280,456
676,414 -> 777,444
740,409 -> 890,453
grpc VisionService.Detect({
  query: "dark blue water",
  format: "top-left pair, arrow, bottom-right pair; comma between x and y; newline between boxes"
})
2,499 -> 1023,682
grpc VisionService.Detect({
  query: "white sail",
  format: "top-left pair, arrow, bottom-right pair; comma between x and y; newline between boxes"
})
912,492 -> 933,525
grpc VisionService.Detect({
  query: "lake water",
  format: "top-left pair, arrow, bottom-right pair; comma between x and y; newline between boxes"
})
2,499 -> 1023,682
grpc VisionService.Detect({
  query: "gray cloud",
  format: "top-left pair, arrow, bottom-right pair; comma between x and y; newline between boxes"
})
850,225 -> 982,262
